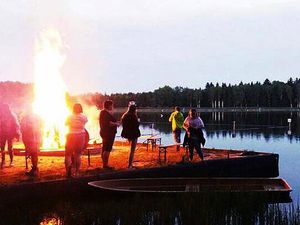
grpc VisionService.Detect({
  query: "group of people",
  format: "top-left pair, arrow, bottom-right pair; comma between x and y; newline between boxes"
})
0,101 -> 205,178
60,100 -> 141,177
169,106 -> 205,161
0,104 -> 43,176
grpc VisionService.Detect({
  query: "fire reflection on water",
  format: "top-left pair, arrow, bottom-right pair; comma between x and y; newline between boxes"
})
39,216 -> 62,225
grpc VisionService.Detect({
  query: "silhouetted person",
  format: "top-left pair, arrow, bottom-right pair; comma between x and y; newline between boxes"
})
0,104 -> 20,168
65,103 -> 88,177
99,100 -> 119,169
21,107 -> 43,177
121,101 -> 141,169
183,108 -> 205,161
169,106 -> 184,150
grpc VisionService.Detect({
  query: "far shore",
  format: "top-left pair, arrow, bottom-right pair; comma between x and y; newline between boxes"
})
114,107 -> 300,113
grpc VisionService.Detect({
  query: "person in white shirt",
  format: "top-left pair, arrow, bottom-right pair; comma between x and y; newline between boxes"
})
65,103 -> 88,177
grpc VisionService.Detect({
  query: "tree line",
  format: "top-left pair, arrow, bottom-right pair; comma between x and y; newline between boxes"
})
1,78 -> 300,109
77,78 -> 300,108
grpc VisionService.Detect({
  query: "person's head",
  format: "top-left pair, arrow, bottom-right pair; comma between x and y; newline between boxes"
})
175,106 -> 180,112
127,101 -> 137,114
73,103 -> 83,114
104,100 -> 113,111
128,104 -> 137,114
189,108 -> 197,118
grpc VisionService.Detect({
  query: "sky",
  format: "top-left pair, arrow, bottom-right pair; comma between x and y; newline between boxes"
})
0,0 -> 300,94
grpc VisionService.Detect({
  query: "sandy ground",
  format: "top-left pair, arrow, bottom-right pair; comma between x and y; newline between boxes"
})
0,141 -> 211,186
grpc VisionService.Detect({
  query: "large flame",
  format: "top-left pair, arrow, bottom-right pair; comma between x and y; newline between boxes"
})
33,29 -> 70,149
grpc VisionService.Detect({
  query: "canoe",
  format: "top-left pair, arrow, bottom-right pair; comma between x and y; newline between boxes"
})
88,177 -> 292,197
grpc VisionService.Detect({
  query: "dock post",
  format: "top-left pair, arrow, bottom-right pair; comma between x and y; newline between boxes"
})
287,118 -> 292,135
88,149 -> 91,166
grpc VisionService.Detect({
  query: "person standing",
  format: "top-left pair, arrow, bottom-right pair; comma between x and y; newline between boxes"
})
183,108 -> 205,161
65,103 -> 88,177
121,101 -> 141,169
20,107 -> 43,177
0,104 -> 20,168
169,106 -> 184,149
99,100 -> 119,169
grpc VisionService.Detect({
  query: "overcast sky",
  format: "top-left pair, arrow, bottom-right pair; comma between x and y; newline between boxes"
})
0,0 -> 300,94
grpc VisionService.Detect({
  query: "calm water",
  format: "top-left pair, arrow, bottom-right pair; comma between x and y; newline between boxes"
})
115,111 -> 300,200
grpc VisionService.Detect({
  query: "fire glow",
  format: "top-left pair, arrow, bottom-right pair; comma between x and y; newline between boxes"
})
33,29 -> 70,149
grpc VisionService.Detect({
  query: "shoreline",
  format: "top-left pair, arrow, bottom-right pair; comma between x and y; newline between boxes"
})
114,107 -> 300,113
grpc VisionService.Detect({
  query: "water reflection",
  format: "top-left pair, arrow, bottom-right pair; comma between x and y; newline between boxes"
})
120,111 -> 300,141
1,193 -> 298,225
40,215 -> 61,225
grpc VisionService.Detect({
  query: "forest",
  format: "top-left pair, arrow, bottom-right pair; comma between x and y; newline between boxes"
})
1,78 -> 300,110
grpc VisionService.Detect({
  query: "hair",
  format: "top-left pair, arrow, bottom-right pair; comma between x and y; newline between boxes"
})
189,108 -> 197,117
128,104 -> 137,114
122,103 -> 137,121
175,106 -> 180,111
104,100 -> 113,110
73,103 -> 83,114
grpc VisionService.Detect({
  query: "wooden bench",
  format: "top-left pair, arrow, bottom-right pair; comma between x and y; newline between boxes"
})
158,143 -> 181,162
146,136 -> 162,151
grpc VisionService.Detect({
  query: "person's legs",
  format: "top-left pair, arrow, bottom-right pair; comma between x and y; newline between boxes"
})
25,143 -> 39,177
188,139 -> 195,161
102,151 -> 110,168
0,137 -> 6,167
176,129 -> 181,143
7,138 -> 13,165
175,129 -> 181,151
74,152 -> 81,176
74,133 -> 85,176
31,151 -> 38,170
194,140 -> 204,160
65,134 -> 74,177
173,131 -> 178,143
128,139 -> 137,168
101,136 -> 115,168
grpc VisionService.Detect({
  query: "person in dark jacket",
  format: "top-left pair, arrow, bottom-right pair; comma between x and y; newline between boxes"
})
121,101 -> 141,169
99,100 -> 119,169
21,107 -> 43,177
183,108 -> 205,161
0,104 -> 20,168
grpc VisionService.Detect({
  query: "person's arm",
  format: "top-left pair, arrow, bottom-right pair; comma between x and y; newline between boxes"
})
168,113 -> 174,122
109,120 -> 120,127
12,113 -> 21,139
182,117 -> 189,131
198,117 -> 204,128
83,115 -> 88,125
